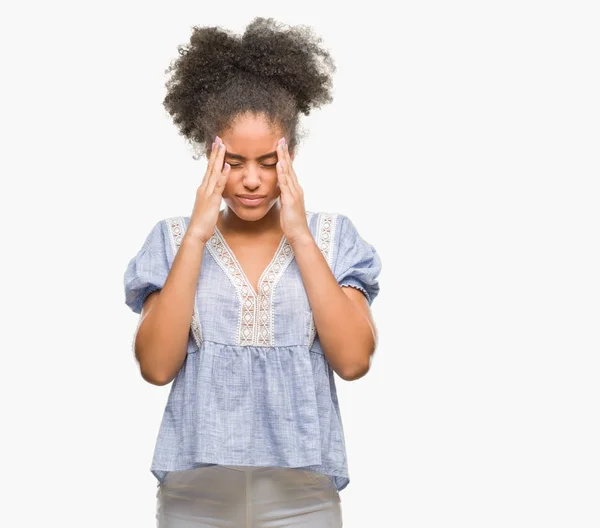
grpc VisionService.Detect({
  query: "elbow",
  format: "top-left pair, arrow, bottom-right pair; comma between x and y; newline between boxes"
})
140,365 -> 173,386
339,360 -> 371,382
134,339 -> 178,386
339,340 -> 375,381
134,340 -> 186,386
135,348 -> 174,386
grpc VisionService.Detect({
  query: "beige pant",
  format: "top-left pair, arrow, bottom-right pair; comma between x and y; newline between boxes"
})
156,465 -> 343,527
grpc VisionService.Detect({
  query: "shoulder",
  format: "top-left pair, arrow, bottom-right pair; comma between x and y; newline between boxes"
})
132,215 -> 190,261
136,217 -> 168,249
310,212 -> 381,304
305,210 -> 346,229
153,215 -> 191,249
306,210 -> 356,241
306,211 -> 362,265
306,211 -> 341,255
309,211 -> 378,265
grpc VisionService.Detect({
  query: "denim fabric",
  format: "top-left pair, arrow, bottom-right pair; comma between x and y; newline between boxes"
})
123,211 -> 381,493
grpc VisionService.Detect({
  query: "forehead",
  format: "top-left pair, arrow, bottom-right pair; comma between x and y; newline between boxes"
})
221,113 -> 282,155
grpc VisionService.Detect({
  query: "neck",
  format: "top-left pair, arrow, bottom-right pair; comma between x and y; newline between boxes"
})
219,200 -> 282,235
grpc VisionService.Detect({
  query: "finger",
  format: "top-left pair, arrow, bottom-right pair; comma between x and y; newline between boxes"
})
276,141 -> 296,194
284,143 -> 301,191
200,139 -> 219,189
276,160 -> 292,201
207,141 -> 227,193
279,140 -> 300,192
212,161 -> 231,196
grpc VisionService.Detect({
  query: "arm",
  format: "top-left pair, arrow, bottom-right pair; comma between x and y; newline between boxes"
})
291,235 -> 377,381
274,138 -> 379,381
129,138 -> 230,385
134,235 -> 206,386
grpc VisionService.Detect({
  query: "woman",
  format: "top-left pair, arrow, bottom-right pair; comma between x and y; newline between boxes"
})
124,17 -> 382,528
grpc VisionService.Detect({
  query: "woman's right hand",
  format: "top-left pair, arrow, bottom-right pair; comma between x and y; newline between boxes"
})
186,136 -> 231,243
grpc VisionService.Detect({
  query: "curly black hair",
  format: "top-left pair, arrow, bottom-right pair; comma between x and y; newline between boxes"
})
163,17 -> 336,159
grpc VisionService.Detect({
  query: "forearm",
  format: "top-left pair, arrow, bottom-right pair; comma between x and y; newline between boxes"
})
135,234 -> 205,384
290,234 -> 375,380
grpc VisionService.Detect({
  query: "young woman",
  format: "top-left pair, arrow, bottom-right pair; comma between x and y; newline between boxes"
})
124,17 -> 382,528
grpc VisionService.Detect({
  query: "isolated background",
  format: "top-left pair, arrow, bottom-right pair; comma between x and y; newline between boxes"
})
2,1 -> 599,527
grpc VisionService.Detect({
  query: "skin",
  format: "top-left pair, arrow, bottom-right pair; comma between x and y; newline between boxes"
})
134,112 -> 378,384
215,113 -> 291,293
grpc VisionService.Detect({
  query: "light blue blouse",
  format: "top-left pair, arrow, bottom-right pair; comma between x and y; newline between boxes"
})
123,211 -> 381,492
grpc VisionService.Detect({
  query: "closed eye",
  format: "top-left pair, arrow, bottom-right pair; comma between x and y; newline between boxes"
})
228,163 -> 277,168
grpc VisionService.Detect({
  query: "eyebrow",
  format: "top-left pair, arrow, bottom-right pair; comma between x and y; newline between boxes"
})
224,151 -> 278,161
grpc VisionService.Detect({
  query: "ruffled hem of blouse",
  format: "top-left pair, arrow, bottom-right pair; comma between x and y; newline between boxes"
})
149,341 -> 350,491
151,463 -> 350,493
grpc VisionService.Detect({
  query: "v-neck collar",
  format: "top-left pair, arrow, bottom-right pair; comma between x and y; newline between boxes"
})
212,225 -> 289,298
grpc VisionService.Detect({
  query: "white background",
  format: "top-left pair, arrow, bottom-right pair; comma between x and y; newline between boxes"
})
2,1 -> 599,526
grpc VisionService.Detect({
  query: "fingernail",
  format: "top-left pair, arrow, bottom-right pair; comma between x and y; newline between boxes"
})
282,137 -> 286,145
215,135 -> 220,143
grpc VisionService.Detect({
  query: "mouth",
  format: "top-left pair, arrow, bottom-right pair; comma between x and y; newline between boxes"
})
237,195 -> 266,207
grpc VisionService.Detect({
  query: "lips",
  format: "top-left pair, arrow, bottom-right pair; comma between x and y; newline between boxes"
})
237,195 -> 266,206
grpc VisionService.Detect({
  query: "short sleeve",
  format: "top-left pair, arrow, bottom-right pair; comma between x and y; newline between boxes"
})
123,219 -> 169,314
333,215 -> 382,306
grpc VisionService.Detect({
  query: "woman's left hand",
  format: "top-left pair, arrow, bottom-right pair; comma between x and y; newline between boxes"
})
276,137 -> 311,244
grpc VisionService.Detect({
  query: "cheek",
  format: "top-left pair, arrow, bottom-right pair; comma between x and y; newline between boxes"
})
266,172 -> 281,193
221,178 -> 237,198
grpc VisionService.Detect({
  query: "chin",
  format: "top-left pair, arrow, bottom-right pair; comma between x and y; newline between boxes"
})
225,198 -> 278,222
232,207 -> 267,221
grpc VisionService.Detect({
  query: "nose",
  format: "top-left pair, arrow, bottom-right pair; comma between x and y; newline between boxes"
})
242,166 -> 261,190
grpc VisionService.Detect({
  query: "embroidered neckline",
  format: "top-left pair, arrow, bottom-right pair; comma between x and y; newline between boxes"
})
208,226 -> 295,346
212,226 -> 287,298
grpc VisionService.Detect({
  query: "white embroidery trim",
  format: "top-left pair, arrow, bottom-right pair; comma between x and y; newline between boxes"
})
166,217 -> 203,349
207,229 -> 256,346
208,226 -> 296,346
308,212 -> 338,348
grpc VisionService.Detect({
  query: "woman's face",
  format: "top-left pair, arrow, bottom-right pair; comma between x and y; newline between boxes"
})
215,113 -> 293,222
